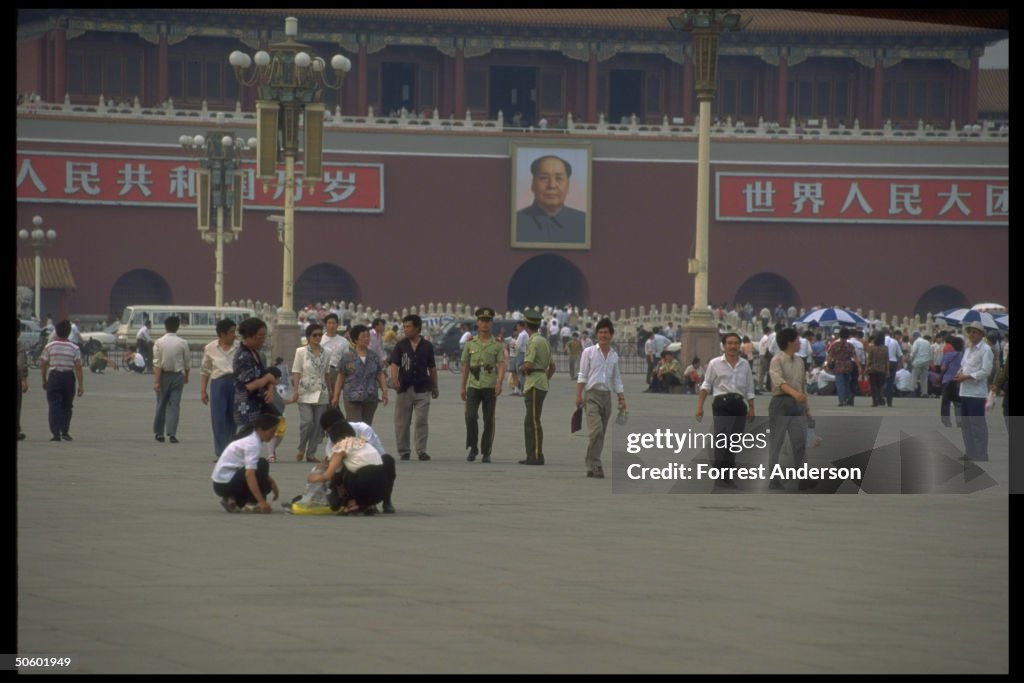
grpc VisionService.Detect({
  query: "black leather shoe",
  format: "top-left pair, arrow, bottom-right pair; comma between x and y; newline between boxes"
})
50,435 -> 61,442
418,453 -> 431,461
399,454 -> 410,461
18,433 -> 26,441
168,436 -> 179,444
383,502 -> 396,514
155,434 -> 165,442
594,468 -> 606,479
466,447 -> 477,462
61,433 -> 73,441
518,458 -> 544,465
586,471 -> 595,478
481,455 -> 491,463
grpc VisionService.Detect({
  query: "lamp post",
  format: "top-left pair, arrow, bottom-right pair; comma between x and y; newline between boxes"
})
669,9 -> 747,364
18,215 -> 57,320
180,131 -> 255,307
229,16 -> 351,355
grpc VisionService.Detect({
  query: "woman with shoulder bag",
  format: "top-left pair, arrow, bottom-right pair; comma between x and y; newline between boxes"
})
939,336 -> 964,428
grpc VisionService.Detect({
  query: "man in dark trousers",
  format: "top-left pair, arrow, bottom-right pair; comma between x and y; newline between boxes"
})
388,314 -> 438,461
696,332 -> 755,489
39,319 -> 85,441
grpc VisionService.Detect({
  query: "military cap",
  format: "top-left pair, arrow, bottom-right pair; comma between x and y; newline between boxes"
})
523,309 -> 543,324
475,307 -> 495,320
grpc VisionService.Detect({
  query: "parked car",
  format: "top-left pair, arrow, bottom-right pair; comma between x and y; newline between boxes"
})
434,318 -> 520,360
80,321 -> 121,351
19,319 -> 43,349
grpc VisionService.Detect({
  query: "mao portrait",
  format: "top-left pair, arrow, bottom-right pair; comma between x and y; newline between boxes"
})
511,143 -> 591,249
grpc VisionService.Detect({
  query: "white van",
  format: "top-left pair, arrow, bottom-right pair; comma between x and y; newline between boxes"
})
117,305 -> 258,350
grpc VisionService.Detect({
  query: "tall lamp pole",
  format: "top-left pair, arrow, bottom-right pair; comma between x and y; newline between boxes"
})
180,131 -> 254,307
229,16 -> 351,355
18,215 -> 57,320
669,9 -> 747,364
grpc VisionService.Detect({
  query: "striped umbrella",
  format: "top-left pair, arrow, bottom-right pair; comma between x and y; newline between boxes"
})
796,307 -> 868,328
993,313 -> 1009,331
935,308 -> 999,330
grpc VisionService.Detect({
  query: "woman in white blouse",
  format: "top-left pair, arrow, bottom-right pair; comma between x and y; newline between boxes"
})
291,323 -> 330,462
199,318 -> 238,460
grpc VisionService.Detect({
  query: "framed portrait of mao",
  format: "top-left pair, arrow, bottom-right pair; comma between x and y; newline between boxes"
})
511,142 -> 592,250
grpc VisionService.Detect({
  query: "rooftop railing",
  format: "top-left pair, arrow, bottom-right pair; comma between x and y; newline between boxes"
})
16,94 -> 1009,143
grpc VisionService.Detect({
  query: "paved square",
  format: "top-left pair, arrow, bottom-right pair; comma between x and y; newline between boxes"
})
17,368 -> 1008,673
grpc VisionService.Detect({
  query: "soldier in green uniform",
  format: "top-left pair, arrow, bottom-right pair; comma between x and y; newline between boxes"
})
519,309 -> 556,465
460,307 -> 506,463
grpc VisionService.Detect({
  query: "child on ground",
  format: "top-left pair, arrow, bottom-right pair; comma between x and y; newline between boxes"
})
211,413 -> 280,513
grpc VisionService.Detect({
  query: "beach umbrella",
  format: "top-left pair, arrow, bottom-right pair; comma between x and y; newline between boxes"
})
993,314 -> 1009,330
935,308 -> 999,330
796,307 -> 868,328
971,302 -> 1007,313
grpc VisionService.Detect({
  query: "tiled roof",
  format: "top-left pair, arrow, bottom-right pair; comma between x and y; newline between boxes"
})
17,257 -> 77,290
191,9 -> 1001,36
978,69 -> 1008,114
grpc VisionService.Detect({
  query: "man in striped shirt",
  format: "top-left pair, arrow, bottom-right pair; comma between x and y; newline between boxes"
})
39,319 -> 84,442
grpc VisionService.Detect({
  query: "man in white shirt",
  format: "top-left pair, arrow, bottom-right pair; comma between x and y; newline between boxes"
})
909,331 -> 933,398
894,366 -> 915,396
883,328 -> 903,407
954,321 -> 994,460
136,317 -> 153,372
696,332 -> 755,489
152,315 -> 191,444
575,318 -> 626,479
369,318 -> 386,361
848,329 -> 866,406
513,322 -> 530,396
320,313 -> 349,397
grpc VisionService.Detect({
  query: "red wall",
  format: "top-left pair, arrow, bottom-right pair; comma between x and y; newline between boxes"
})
15,145 -> 1008,319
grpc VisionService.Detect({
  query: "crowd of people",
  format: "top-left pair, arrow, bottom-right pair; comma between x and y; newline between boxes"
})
18,298 -> 1009,505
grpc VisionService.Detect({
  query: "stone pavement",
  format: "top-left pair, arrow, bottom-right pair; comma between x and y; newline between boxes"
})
16,367 -> 1008,673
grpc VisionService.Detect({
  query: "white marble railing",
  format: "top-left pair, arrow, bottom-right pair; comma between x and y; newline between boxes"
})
16,94 -> 1009,143
222,297 -> 965,358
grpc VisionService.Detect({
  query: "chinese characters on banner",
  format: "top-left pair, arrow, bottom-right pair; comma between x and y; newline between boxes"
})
15,152 -> 385,213
716,173 -> 1008,225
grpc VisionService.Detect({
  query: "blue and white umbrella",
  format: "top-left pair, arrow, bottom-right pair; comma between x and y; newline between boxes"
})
935,308 -> 999,330
796,307 -> 868,328
993,313 -> 1009,331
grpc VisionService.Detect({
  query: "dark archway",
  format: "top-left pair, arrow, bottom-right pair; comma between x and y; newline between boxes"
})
914,285 -> 969,317
295,263 -> 362,310
507,254 -> 589,312
109,270 -> 172,321
733,273 -> 800,313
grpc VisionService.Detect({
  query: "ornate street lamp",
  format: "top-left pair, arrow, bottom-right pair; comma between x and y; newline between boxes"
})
18,215 -> 57,320
669,9 -> 748,364
180,131 -> 255,307
229,16 -> 351,355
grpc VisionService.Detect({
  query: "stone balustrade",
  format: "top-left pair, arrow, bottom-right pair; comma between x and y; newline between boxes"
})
16,94 -> 1009,143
